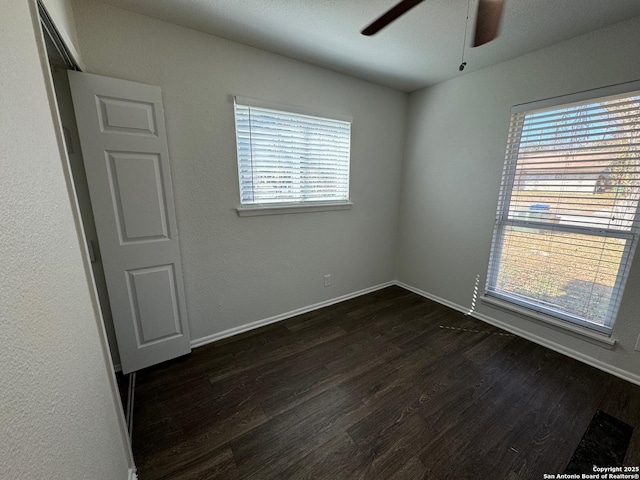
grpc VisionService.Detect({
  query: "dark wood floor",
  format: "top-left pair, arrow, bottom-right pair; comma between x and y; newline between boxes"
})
131,286 -> 640,479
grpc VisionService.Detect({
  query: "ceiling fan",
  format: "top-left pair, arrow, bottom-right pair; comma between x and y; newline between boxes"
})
361,0 -> 506,47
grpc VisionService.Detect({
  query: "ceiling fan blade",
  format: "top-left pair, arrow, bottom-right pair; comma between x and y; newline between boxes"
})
472,0 -> 505,47
361,0 -> 426,36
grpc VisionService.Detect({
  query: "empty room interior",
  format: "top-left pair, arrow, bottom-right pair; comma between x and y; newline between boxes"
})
5,0 -> 640,478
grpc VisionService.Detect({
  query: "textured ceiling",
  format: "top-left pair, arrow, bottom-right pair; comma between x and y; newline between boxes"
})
96,0 -> 640,92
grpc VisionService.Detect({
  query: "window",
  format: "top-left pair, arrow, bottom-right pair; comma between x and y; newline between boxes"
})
486,84 -> 640,334
233,97 -> 351,210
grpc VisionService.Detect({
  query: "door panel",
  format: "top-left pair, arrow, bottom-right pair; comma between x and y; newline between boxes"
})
97,96 -> 158,135
106,151 -> 169,242
126,265 -> 182,345
68,71 -> 190,373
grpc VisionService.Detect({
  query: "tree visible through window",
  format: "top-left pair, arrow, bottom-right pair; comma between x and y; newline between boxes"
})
486,87 -> 640,333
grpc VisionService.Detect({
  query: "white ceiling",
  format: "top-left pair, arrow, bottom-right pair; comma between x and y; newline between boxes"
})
97,0 -> 640,92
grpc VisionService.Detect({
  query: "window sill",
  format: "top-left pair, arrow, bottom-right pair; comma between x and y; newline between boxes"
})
236,201 -> 353,217
480,295 -> 617,349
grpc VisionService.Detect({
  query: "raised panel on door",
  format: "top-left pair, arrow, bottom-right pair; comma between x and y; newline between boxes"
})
97,96 -> 158,135
68,71 -> 190,374
106,151 -> 170,243
126,265 -> 182,345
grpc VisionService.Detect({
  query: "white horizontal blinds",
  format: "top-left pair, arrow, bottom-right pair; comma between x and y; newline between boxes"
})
487,226 -> 634,330
487,89 -> 640,332
506,94 -> 640,231
234,102 -> 351,205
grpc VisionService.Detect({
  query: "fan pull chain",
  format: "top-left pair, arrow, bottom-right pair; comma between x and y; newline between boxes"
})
459,0 -> 471,71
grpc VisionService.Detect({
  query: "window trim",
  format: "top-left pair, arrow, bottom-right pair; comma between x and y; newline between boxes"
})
232,96 -> 353,211
486,80 -> 640,335
233,96 -> 352,124
235,201 -> 352,217
480,295 -> 617,348
511,79 -> 640,115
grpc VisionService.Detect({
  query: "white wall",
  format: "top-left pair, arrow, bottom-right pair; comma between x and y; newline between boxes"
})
71,0 -> 407,342
397,17 -> 640,381
0,1 -> 131,479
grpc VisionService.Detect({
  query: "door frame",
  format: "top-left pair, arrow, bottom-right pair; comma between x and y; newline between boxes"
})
34,0 -> 135,472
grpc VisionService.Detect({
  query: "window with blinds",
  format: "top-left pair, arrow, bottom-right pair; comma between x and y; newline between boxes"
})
233,99 -> 351,206
487,86 -> 640,333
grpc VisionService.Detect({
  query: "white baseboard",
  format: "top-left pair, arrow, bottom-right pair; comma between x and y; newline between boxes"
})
188,279 -> 640,387
190,281 -> 395,349
128,468 -> 137,480
395,281 -> 640,387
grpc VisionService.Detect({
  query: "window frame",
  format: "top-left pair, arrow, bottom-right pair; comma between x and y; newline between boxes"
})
485,80 -> 640,335
232,96 -> 353,216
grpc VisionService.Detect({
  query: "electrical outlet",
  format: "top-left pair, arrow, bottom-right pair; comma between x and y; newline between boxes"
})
324,274 -> 331,287
635,334 -> 640,352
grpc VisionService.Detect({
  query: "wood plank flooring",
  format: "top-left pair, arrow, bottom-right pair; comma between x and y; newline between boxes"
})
131,286 -> 640,479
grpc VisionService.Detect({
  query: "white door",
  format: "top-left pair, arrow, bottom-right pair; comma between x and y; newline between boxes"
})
68,71 -> 191,374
